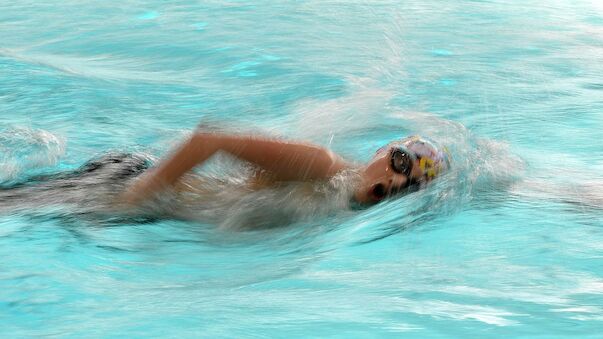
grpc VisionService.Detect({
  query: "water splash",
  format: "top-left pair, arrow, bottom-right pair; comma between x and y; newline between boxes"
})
0,127 -> 65,182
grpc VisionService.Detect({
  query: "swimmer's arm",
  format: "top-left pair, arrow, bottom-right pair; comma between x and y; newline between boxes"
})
121,133 -> 348,203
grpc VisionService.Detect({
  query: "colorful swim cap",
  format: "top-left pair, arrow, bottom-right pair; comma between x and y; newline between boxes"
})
386,135 -> 451,181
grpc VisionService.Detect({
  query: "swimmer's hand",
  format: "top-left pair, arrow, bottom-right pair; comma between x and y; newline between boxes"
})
120,131 -> 348,205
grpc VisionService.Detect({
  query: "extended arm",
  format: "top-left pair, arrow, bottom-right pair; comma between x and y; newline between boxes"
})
121,132 -> 348,203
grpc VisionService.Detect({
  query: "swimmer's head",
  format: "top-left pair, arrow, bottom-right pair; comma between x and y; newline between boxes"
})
354,135 -> 450,204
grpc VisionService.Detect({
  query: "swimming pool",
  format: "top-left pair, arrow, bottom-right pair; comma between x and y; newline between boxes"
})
1,0 -> 602,337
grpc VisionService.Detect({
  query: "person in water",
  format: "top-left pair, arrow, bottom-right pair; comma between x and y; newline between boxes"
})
120,130 -> 450,207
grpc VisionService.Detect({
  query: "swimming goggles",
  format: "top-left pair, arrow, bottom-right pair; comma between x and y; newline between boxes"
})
389,147 -> 419,189
390,147 -> 415,176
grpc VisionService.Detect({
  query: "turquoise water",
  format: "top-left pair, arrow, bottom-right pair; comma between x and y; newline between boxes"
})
1,0 -> 603,337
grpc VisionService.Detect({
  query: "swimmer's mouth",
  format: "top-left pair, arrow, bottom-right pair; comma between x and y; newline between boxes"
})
371,183 -> 386,202
371,181 -> 413,202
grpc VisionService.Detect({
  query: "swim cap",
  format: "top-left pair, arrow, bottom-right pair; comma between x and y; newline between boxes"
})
388,136 -> 451,181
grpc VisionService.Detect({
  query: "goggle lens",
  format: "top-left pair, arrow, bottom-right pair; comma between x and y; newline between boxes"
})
390,149 -> 413,177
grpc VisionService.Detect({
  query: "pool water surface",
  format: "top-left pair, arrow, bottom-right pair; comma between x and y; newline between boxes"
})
1,0 -> 603,337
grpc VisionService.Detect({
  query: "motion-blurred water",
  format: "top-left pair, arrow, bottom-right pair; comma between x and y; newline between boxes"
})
1,0 -> 602,337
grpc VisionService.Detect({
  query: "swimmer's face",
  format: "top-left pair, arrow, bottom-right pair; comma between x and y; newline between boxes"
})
354,147 -> 425,205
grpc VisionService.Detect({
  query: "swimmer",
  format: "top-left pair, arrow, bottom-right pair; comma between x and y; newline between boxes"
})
120,130 -> 450,207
